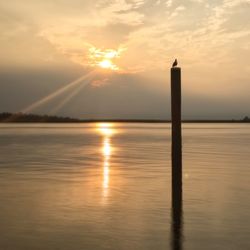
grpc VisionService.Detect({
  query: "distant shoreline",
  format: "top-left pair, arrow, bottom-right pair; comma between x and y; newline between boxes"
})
0,112 -> 249,123
1,120 -> 249,123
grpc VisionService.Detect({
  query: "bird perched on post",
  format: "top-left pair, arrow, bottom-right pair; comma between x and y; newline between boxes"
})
172,59 -> 178,68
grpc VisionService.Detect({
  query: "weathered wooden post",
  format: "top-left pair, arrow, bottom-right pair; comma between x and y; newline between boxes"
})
170,60 -> 183,250
171,60 -> 182,202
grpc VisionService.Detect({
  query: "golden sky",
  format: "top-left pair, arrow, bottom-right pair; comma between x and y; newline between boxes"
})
0,0 -> 250,119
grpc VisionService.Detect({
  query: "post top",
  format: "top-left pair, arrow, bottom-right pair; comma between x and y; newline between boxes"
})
171,66 -> 181,70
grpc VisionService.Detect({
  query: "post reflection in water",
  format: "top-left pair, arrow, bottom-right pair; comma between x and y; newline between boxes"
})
96,123 -> 115,203
171,190 -> 183,250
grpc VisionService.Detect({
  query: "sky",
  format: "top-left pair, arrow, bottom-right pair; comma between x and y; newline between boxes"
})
0,0 -> 249,119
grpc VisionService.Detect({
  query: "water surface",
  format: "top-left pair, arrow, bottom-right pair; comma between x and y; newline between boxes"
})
0,123 -> 249,250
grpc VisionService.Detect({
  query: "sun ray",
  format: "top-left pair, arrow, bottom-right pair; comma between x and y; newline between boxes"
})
22,70 -> 96,114
49,74 -> 95,114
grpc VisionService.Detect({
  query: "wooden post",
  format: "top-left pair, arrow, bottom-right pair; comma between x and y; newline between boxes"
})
171,66 -> 182,201
170,66 -> 183,250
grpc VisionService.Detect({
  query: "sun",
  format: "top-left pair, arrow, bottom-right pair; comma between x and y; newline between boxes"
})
89,47 -> 125,71
99,59 -> 113,69
98,59 -> 119,70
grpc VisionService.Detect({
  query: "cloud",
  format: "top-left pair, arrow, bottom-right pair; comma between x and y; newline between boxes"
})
91,78 -> 110,87
98,0 -> 145,25
170,5 -> 186,18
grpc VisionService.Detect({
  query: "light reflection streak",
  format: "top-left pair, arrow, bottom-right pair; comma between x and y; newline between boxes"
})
96,123 -> 115,203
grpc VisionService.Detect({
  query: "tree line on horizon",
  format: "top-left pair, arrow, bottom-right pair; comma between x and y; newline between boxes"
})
0,112 -> 249,123
0,112 -> 80,123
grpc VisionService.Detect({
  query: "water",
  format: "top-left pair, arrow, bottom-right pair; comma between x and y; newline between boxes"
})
0,123 -> 249,250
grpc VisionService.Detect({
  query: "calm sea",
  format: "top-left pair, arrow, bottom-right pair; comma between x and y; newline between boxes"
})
0,123 -> 249,250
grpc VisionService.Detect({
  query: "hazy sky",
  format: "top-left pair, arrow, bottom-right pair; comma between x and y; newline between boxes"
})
0,0 -> 249,119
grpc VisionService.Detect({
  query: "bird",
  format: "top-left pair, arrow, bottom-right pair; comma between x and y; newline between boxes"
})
172,59 -> 178,67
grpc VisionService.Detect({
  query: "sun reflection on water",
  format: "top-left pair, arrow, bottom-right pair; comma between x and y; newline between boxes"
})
96,123 -> 115,203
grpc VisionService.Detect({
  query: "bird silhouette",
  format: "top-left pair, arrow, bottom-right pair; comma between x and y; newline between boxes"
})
172,59 -> 178,67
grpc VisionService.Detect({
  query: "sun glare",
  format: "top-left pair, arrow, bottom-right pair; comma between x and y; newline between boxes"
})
104,51 -> 118,59
89,47 -> 125,71
99,59 -> 113,69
